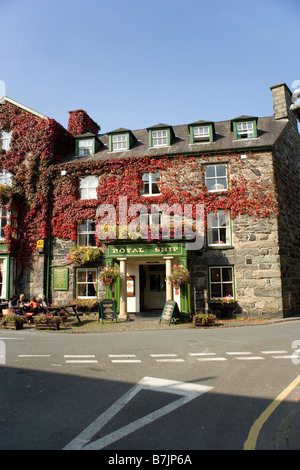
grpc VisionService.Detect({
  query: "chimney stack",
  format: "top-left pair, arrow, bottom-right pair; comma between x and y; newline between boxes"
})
270,83 -> 297,126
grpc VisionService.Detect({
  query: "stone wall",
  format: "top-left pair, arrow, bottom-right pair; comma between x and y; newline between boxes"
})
191,151 -> 283,318
272,121 -> 300,317
49,237 -> 105,306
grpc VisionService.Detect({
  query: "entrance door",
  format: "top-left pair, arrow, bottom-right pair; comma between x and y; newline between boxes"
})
140,265 -> 166,311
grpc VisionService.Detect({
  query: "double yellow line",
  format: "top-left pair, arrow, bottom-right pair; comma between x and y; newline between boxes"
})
244,374 -> 300,450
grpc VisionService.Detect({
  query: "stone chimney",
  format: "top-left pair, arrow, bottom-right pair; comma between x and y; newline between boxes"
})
270,83 -> 297,126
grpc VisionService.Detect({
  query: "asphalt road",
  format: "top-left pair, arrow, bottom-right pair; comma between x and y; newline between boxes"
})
1,321 -> 300,452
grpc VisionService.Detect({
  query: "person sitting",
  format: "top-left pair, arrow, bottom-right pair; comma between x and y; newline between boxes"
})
25,296 -> 39,323
15,293 -> 26,315
8,295 -> 18,311
37,294 -> 47,313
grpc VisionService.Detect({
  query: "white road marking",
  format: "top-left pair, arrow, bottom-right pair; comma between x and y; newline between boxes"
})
155,359 -> 185,363
63,376 -> 213,451
111,360 -> 142,363
235,356 -> 264,360
189,353 -> 217,356
64,354 -> 98,364
109,354 -> 137,357
226,352 -> 252,355
261,351 -> 288,354
151,354 -> 178,357
109,354 -> 141,363
18,354 -> 51,357
197,357 -> 227,361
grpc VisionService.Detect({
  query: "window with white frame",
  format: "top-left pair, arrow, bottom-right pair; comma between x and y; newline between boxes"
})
207,211 -> 231,246
79,175 -> 98,200
0,170 -> 13,186
77,220 -> 96,246
0,207 -> 8,239
209,266 -> 234,299
236,121 -> 254,139
77,268 -> 97,298
78,139 -> 93,156
112,134 -> 127,151
0,131 -> 12,151
141,172 -> 161,196
152,129 -> 168,147
193,126 -> 210,141
205,164 -> 227,192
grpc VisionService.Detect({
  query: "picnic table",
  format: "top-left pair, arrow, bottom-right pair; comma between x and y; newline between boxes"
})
46,304 -> 82,327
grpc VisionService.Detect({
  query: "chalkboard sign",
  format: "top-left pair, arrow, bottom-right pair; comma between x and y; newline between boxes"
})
159,300 -> 181,325
99,299 -> 117,324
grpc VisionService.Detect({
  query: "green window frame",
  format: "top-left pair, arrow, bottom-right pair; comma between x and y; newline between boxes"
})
148,127 -> 171,148
76,267 -> 98,298
75,137 -> 95,157
189,123 -> 214,143
208,266 -> 235,300
109,133 -> 129,151
232,119 -> 257,140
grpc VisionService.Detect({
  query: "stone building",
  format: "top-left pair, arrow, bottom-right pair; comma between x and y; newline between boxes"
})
0,83 -> 299,318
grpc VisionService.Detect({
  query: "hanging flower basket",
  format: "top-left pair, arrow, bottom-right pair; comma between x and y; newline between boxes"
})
66,246 -> 103,266
166,265 -> 190,290
99,266 -> 120,286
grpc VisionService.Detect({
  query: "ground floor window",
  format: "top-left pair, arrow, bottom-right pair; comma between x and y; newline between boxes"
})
77,268 -> 97,298
209,266 -> 234,299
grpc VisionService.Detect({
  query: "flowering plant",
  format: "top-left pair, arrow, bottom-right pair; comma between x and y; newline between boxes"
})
34,313 -> 60,324
3,313 -> 25,323
99,266 -> 120,286
167,264 -> 190,289
209,295 -> 235,304
66,246 -> 103,266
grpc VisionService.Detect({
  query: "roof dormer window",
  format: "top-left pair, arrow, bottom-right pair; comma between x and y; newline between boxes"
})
189,121 -> 214,143
108,129 -> 136,152
78,139 -> 93,156
232,116 -> 258,140
147,124 -> 174,148
152,129 -> 168,147
112,134 -> 127,151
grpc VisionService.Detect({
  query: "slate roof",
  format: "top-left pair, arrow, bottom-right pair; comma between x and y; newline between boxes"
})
62,115 -> 288,164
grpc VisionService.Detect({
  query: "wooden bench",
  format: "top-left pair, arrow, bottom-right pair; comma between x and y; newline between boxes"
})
46,304 -> 82,327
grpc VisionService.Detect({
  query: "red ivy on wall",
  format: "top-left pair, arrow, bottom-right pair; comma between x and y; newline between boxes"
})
0,101 -> 74,266
51,155 -> 278,242
67,110 -> 100,136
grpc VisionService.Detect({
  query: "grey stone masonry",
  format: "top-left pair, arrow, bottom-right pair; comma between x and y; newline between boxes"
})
270,83 -> 298,127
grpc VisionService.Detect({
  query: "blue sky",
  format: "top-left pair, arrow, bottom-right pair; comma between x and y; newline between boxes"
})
0,0 -> 299,133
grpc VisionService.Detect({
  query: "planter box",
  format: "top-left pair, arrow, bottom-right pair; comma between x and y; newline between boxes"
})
3,321 -> 24,330
193,316 -> 216,327
35,322 -> 60,330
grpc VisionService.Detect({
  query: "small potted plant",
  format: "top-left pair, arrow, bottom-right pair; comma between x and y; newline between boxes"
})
99,266 -> 120,287
193,313 -> 216,327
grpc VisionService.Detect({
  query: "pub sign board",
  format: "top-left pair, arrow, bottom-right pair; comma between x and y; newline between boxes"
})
99,299 -> 117,324
159,300 -> 181,325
